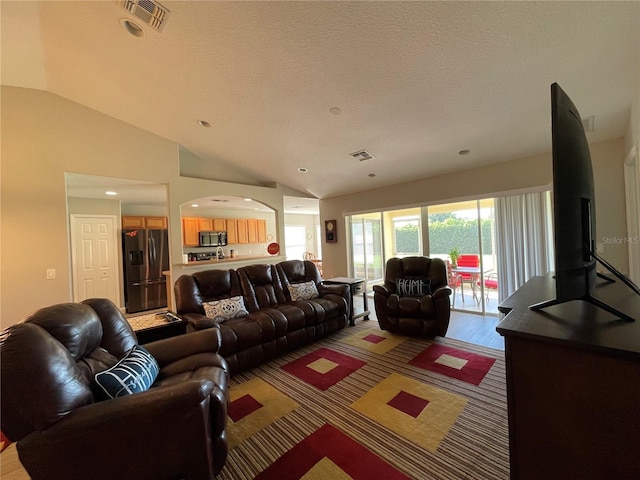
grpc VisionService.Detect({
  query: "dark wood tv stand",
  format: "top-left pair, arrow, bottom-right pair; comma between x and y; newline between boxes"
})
497,275 -> 640,480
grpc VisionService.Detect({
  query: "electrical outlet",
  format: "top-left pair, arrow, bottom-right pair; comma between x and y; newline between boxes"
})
46,268 -> 56,279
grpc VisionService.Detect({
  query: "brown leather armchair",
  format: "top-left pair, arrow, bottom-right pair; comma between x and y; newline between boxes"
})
1,298 -> 229,480
373,256 -> 452,338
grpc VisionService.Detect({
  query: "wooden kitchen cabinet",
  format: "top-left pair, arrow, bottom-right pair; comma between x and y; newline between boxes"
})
182,217 -> 199,246
247,219 -> 258,243
198,218 -> 213,231
145,217 -> 168,229
237,219 -> 249,244
226,219 -> 238,244
122,216 -> 146,228
213,218 -> 226,231
257,219 -> 267,243
122,216 -> 167,229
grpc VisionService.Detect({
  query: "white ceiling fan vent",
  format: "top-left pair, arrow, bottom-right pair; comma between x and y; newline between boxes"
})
121,0 -> 170,32
350,150 -> 375,162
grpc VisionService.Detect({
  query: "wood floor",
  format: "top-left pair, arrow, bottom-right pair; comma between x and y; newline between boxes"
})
446,310 -> 504,350
353,295 -> 505,351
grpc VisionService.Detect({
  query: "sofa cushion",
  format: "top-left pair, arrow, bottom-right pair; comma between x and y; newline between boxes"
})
94,345 -> 159,399
287,280 -> 319,301
396,278 -> 431,297
203,296 -> 248,322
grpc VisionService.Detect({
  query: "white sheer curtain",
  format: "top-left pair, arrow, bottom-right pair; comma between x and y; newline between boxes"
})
495,191 -> 554,301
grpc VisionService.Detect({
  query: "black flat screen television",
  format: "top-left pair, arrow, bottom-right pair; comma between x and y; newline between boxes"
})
529,83 -> 639,321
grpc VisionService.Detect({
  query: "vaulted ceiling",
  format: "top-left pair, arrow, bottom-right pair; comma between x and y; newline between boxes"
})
2,1 -> 638,199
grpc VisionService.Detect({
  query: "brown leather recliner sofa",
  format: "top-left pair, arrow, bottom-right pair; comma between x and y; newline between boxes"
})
0,298 -> 230,480
175,259 -> 350,375
373,256 -> 452,338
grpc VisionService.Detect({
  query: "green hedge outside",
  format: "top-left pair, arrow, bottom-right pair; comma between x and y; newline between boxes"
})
395,217 -> 493,255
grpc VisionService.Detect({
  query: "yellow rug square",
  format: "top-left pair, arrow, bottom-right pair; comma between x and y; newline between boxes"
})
340,328 -> 407,354
434,353 -> 468,370
351,372 -> 467,452
301,457 -> 354,480
228,377 -> 299,448
307,357 -> 340,374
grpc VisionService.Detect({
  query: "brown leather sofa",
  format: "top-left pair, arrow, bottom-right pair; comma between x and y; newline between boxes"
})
175,260 -> 350,374
373,256 -> 452,338
1,298 -> 229,480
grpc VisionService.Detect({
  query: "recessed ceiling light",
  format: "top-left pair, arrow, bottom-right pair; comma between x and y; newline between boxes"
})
297,167 -> 308,173
120,19 -> 144,37
191,203 -> 199,207
197,119 -> 212,128
329,107 -> 341,115
458,149 -> 470,155
244,198 -> 252,202
105,191 -> 118,196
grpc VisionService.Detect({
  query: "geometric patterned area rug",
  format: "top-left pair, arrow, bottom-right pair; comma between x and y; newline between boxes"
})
351,372 -> 467,452
254,424 -> 412,480
227,378 -> 299,449
281,347 -> 367,391
409,344 -> 497,385
339,327 -> 407,354
219,321 -> 509,480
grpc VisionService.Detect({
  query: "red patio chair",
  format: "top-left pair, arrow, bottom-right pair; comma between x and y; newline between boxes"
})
456,254 -> 480,304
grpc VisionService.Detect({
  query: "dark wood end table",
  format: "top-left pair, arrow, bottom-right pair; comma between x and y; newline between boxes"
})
128,311 -> 187,344
323,277 -> 370,326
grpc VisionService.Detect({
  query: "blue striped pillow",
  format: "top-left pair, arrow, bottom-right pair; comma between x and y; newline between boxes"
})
94,345 -> 159,399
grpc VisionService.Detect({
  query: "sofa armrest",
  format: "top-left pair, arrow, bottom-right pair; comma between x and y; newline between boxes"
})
318,283 -> 348,298
144,326 -> 222,366
373,284 -> 392,297
431,285 -> 452,300
181,312 -> 219,331
17,380 -> 224,480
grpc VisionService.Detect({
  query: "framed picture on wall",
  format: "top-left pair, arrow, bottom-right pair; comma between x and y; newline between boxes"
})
325,220 -> 337,243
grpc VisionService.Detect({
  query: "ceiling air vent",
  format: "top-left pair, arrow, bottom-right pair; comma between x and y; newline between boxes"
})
350,150 -> 375,162
121,0 -> 170,32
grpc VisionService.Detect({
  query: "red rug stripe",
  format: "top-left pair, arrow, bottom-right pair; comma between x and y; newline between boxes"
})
255,424 -> 412,480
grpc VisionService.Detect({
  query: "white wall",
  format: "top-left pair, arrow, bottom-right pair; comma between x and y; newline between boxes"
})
320,139 -> 630,279
1,87 -> 177,326
0,87 -> 299,327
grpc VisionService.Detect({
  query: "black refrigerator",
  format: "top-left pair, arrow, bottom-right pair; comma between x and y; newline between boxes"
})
122,228 -> 169,313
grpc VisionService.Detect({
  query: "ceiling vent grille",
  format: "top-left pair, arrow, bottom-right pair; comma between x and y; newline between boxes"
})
122,0 -> 170,32
350,150 -> 375,162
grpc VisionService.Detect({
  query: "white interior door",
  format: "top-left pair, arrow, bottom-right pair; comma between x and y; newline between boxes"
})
71,215 -> 120,305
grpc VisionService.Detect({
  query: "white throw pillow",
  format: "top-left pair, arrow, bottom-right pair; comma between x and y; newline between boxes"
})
203,296 -> 248,322
288,280 -> 319,301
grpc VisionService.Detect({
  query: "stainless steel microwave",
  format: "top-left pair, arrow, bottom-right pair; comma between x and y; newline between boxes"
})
199,231 -> 227,247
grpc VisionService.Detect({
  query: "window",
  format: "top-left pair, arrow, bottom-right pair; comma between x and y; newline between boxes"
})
285,225 -> 307,260
393,216 -> 420,256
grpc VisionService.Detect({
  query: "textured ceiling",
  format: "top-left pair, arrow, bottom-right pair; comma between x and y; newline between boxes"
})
2,1 -> 639,200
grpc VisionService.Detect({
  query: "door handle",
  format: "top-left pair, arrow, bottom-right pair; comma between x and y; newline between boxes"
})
132,280 -> 165,286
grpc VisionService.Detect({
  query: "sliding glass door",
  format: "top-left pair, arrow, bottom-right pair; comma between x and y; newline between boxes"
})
350,214 -> 383,289
427,199 -> 497,315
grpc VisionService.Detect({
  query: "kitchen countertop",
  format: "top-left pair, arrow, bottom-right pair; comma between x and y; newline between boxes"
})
180,254 -> 284,267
